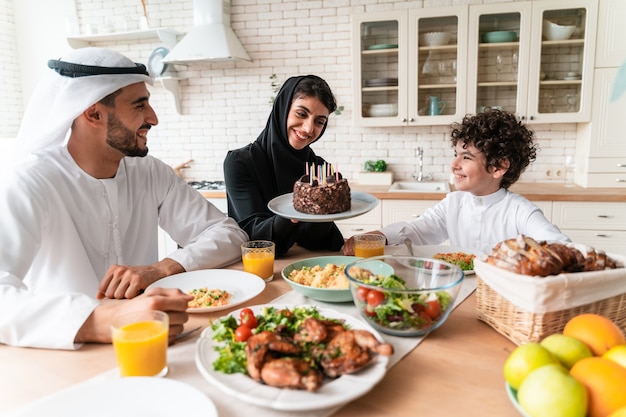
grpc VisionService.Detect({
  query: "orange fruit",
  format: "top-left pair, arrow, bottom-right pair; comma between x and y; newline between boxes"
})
570,356 -> 626,417
563,314 -> 625,356
608,406 -> 626,417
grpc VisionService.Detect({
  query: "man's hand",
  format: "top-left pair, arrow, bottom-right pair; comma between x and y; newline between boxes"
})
76,287 -> 194,344
97,258 -> 185,300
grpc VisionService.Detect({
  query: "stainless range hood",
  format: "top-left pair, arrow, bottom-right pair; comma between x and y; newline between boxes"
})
162,0 -> 251,64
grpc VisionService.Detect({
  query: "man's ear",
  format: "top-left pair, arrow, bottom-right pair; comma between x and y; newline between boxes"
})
491,158 -> 510,179
83,104 -> 103,125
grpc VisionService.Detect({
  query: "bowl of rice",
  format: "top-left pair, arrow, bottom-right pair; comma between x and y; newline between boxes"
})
282,256 -> 395,302
281,256 -> 361,302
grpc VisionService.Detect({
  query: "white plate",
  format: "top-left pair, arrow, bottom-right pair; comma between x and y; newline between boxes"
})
147,269 -> 265,313
9,377 -> 217,417
268,191 -> 378,222
195,304 -> 389,411
399,245 -> 480,275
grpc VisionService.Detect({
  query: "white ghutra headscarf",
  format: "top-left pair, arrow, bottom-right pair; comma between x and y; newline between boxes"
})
14,47 -> 153,161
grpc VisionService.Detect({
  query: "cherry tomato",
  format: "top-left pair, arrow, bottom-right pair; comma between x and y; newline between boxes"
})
239,308 -> 254,321
364,305 -> 377,317
418,312 -> 433,325
278,309 -> 292,318
240,308 -> 258,328
356,286 -> 370,302
424,300 -> 442,320
234,325 -> 253,342
366,290 -> 385,307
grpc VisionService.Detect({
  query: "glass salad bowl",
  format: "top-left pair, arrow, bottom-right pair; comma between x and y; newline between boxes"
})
344,256 -> 464,337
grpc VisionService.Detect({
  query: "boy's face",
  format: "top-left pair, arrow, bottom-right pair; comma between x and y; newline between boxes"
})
450,142 -> 507,196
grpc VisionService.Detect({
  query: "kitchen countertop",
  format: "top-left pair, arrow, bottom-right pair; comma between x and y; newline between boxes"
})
0,246 -> 521,416
201,182 -> 626,202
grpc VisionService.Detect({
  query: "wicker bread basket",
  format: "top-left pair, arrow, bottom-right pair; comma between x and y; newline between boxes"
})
474,255 -> 626,345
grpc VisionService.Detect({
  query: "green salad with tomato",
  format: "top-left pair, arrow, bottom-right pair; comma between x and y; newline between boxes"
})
353,273 -> 452,332
210,306 -> 345,375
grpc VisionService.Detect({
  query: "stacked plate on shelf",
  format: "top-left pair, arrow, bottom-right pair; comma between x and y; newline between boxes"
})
367,43 -> 398,50
481,31 -> 517,43
364,77 -> 398,87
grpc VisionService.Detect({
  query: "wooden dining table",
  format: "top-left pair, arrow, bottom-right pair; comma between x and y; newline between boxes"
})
0,245 -> 521,416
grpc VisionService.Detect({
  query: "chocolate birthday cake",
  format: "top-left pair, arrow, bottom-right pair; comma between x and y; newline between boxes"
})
293,174 -> 351,215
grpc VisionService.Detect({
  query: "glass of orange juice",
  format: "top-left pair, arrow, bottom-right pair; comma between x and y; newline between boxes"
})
354,233 -> 386,258
241,240 -> 275,282
111,310 -> 169,377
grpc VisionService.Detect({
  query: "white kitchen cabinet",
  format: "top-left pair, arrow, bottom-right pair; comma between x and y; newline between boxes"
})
335,204 -> 382,238
552,202 -> 626,255
467,0 -> 597,123
381,199 -> 439,226
595,0 -> 626,68
352,7 -> 468,127
575,67 -> 626,188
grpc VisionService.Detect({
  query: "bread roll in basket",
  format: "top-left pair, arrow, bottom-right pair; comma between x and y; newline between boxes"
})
485,235 -> 622,277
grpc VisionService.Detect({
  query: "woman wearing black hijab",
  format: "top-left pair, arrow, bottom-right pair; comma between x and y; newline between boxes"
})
224,75 -> 345,255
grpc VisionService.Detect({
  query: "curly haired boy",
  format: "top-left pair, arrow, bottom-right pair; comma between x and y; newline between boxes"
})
343,110 -> 570,255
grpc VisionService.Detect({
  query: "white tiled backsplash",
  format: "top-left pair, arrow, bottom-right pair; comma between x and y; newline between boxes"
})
1,0 -> 578,184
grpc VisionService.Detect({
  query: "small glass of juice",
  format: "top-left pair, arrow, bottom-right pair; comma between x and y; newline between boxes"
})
241,240 -> 275,282
354,233 -> 386,258
111,310 -> 169,377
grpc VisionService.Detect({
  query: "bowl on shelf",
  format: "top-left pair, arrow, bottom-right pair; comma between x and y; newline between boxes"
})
481,31 -> 517,43
344,255 -> 464,337
368,103 -> 398,117
419,31 -> 451,47
543,20 -> 576,41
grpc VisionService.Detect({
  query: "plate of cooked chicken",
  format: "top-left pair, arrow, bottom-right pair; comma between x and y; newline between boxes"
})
195,304 -> 393,411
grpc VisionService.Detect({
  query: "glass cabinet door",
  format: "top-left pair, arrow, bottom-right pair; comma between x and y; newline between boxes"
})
468,0 -> 597,123
527,1 -> 596,122
410,7 -> 468,125
469,3 -> 528,118
353,13 -> 405,126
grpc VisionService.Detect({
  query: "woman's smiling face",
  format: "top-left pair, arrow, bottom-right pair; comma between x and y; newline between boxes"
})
286,95 -> 329,150
450,142 -> 507,196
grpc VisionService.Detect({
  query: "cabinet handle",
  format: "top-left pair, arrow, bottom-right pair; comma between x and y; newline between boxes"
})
616,179 -> 626,182
409,118 -> 415,122
594,233 -> 612,238
597,215 -> 613,218
529,115 -> 534,120
351,228 -> 365,232
617,163 -> 626,168
401,117 -> 407,122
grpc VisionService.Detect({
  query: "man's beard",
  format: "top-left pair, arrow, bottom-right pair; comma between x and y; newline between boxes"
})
106,113 -> 150,157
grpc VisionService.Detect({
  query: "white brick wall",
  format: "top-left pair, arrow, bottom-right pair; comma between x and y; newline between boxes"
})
0,0 -> 23,140
2,0 -> 578,184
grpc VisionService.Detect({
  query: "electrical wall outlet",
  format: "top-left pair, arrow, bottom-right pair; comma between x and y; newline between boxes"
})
543,165 -> 564,179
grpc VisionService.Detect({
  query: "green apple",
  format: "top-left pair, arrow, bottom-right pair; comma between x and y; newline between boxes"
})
503,342 -> 560,390
540,333 -> 593,369
517,364 -> 587,417
603,344 -> 626,369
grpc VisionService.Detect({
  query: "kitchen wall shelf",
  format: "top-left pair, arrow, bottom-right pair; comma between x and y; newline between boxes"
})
66,28 -> 186,114
158,76 -> 185,114
67,28 -> 181,49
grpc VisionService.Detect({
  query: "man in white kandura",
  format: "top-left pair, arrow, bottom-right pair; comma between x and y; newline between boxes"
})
0,47 -> 248,349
